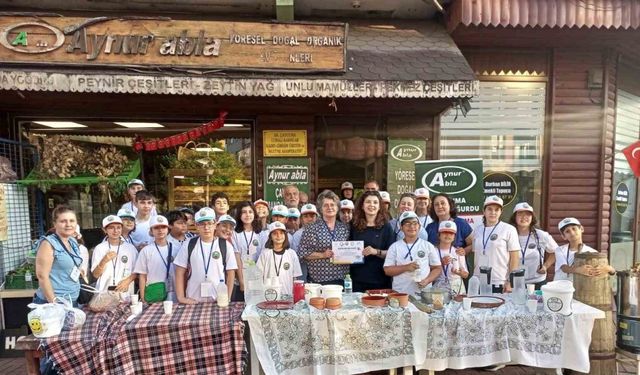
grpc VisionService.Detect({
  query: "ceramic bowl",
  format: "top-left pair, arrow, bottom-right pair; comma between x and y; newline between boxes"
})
325,297 -> 342,310
388,293 -> 409,308
309,297 -> 325,309
361,295 -> 387,307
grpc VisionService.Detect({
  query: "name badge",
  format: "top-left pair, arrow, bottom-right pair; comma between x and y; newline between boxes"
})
70,266 -> 80,282
201,282 -> 215,298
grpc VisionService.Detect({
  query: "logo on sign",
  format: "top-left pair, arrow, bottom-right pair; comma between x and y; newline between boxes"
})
390,144 -> 423,162
0,22 -> 65,53
421,166 -> 478,195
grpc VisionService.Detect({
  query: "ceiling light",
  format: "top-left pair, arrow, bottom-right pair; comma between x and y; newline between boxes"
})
223,123 -> 245,128
195,147 -> 223,152
114,122 -> 164,128
33,121 -> 87,128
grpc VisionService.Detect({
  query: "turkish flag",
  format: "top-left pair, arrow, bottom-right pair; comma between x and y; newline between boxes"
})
622,140 -> 640,178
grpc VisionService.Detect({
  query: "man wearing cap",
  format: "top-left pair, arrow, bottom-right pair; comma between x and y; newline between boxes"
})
471,195 -> 520,293
340,182 -> 354,200
292,204 -> 318,281
174,208 -> 238,304
415,188 -> 433,228
92,215 -> 138,294
134,215 -> 177,303
554,217 -> 612,281
384,211 -> 441,295
339,199 -> 354,224
283,185 -> 300,209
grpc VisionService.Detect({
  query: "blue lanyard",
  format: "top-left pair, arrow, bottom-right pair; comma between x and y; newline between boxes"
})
404,239 -> 419,261
323,220 -> 337,241
422,216 -> 429,228
438,246 -> 453,278
200,239 -> 214,280
394,219 -> 402,238
53,234 -> 82,267
481,222 -> 500,256
154,242 -> 173,280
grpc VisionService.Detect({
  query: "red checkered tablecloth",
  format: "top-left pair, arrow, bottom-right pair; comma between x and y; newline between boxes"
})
44,302 -> 246,374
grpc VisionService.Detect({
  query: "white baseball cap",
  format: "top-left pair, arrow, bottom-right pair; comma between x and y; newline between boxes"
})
253,199 -> 269,209
379,191 -> 391,203
483,195 -> 504,208
300,204 -> 318,215
415,188 -> 430,199
341,181 -> 354,190
217,214 -> 236,228
195,207 -> 216,223
271,205 -> 289,217
127,179 -> 145,187
117,208 -> 136,219
399,211 -> 419,225
268,221 -> 287,234
102,215 -> 123,229
558,217 -> 581,232
287,207 -> 300,218
513,202 -> 534,214
438,220 -> 457,234
150,215 -> 169,228
340,199 -> 354,210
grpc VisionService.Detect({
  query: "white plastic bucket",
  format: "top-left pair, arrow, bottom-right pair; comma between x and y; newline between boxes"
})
321,285 -> 343,301
304,283 -> 322,303
541,280 -> 575,315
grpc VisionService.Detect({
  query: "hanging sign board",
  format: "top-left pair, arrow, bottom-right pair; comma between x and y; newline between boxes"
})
263,130 -> 307,157
387,138 -> 426,215
263,158 -> 309,207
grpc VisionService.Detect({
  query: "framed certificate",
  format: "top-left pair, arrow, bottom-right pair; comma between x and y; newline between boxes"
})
331,241 -> 364,264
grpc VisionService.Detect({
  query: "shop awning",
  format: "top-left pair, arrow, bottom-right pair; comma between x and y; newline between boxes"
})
0,21 -> 477,99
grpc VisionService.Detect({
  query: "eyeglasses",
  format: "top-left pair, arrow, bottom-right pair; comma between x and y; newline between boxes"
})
402,221 -> 420,227
197,222 -> 216,227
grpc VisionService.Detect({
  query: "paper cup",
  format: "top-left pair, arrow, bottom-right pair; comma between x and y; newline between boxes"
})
130,294 -> 139,305
526,284 -> 535,295
462,297 -> 472,310
163,300 -> 173,315
131,302 -> 142,315
527,299 -> 538,313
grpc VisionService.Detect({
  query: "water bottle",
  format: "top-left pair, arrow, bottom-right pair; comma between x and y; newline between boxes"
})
25,271 -> 33,290
467,275 -> 480,297
216,279 -> 229,308
344,274 -> 352,294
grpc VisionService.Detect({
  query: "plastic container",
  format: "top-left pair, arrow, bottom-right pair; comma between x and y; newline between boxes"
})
344,274 -> 352,294
216,280 -> 229,307
293,280 -> 305,303
304,283 -> 322,303
541,280 -> 574,315
321,285 -> 343,301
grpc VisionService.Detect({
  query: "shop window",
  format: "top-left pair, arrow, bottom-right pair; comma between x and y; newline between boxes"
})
611,88 -> 640,271
440,81 -> 547,220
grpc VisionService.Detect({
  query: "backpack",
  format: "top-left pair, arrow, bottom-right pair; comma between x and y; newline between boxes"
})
185,236 -> 227,281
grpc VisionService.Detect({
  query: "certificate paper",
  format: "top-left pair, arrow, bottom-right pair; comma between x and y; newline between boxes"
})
331,241 -> 364,264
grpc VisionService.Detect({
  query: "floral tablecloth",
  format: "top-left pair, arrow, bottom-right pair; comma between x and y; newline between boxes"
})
242,304 -> 429,375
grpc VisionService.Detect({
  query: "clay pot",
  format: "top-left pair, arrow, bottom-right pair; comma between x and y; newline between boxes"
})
362,295 -> 387,307
388,293 -> 409,308
325,297 -> 342,310
309,297 -> 325,309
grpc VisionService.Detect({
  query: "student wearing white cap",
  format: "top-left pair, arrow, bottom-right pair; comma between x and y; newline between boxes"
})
134,215 -> 177,303
257,221 -> 302,297
471,195 -> 521,293
292,203 -> 318,281
117,208 -> 136,245
414,188 -> 433,228
253,199 -> 270,231
508,202 -> 558,289
340,181 -> 354,200
339,199 -> 354,224
259,205 -> 294,251
286,207 -> 301,234
174,208 -> 238,304
554,217 -> 613,281
434,220 -> 468,294
389,193 -> 429,242
379,191 -> 392,221
91,215 -> 138,295
384,211 -> 441,296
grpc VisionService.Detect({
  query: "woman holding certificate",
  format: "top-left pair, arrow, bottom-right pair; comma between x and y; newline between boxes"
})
349,191 -> 395,292
299,190 -> 350,286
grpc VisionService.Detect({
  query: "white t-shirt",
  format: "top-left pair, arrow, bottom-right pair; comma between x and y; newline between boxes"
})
389,218 -> 429,242
173,238 -> 238,301
259,230 -> 294,251
554,244 -> 598,282
518,229 -> 559,284
79,244 -> 89,277
167,234 -> 188,255
257,248 -> 302,296
472,222 -> 520,285
120,202 -> 158,217
91,240 -> 138,293
383,238 -> 441,296
130,217 -> 153,247
434,245 -> 467,284
418,215 -> 433,229
133,242 -> 178,294
232,230 -> 263,263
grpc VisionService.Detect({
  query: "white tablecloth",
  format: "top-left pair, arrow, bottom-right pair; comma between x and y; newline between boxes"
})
243,303 -> 429,375
415,299 -> 605,373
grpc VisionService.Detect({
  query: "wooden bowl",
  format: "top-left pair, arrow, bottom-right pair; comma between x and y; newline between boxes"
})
362,295 -> 387,307
309,297 -> 325,309
388,293 -> 409,307
325,297 -> 342,310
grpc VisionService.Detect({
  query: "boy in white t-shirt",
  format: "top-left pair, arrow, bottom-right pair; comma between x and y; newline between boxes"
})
167,210 -> 189,252
434,220 -> 468,294
91,215 -> 138,294
130,190 -> 156,250
554,217 -> 614,281
174,208 -> 238,304
257,221 -> 302,297
384,211 -> 441,296
133,215 -> 177,303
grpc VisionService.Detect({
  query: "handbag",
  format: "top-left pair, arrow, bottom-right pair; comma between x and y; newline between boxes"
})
144,282 -> 167,303
80,284 -> 120,312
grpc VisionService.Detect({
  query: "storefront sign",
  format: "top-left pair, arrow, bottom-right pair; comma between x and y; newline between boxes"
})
483,172 -> 517,207
387,139 -> 426,212
263,158 -> 309,207
263,131 -> 307,157
0,71 -> 478,98
415,158 -> 484,215
0,17 -> 346,72
615,182 -> 630,214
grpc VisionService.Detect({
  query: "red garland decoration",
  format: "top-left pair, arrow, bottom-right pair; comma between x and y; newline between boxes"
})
132,111 -> 228,152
